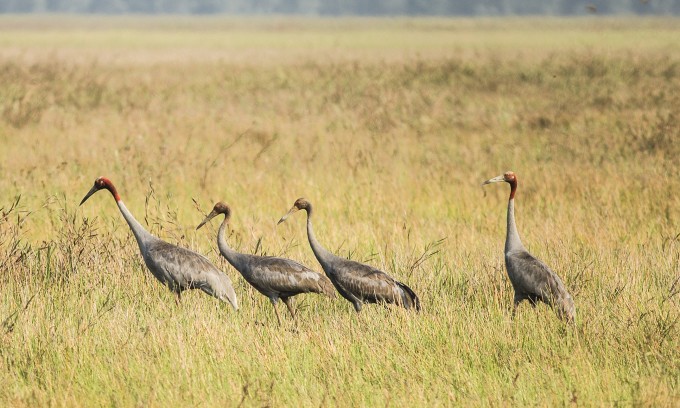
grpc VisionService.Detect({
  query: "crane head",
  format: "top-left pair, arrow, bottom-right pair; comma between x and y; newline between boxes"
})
482,171 -> 518,199
277,197 -> 310,225
482,171 -> 516,186
80,176 -> 119,205
196,201 -> 231,230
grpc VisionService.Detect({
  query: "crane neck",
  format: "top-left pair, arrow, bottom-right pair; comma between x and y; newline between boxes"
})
509,179 -> 517,200
105,183 -> 121,202
217,216 -> 243,267
304,209 -> 335,269
505,198 -> 525,253
116,200 -> 153,248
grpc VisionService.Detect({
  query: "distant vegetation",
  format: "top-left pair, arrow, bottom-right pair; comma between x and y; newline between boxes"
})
0,17 -> 678,406
2,0 -> 680,15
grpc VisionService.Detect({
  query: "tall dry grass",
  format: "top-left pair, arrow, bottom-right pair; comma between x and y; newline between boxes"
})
0,17 -> 678,406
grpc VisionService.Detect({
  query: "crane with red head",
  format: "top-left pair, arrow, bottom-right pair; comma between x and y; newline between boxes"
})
80,176 -> 238,310
483,171 -> 575,322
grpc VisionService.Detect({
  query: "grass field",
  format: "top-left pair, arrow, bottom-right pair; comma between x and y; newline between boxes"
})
1,16 -> 679,406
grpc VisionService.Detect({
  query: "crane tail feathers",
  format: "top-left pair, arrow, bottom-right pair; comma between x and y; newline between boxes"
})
396,281 -> 421,312
319,277 -> 338,298
556,295 -> 575,324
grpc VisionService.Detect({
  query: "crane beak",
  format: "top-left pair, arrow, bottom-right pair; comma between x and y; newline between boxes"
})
482,175 -> 505,186
277,207 -> 298,225
196,210 -> 218,230
79,185 -> 99,206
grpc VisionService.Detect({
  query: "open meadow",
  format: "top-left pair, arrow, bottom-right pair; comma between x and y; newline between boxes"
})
0,16 -> 679,406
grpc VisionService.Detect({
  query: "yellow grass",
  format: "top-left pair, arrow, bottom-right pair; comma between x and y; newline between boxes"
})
1,16 -> 679,406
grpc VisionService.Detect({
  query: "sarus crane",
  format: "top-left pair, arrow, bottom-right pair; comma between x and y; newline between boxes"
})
80,177 -> 238,310
278,198 -> 420,313
483,171 -> 575,322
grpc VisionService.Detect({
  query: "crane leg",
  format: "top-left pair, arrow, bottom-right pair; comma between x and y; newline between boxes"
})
282,297 -> 296,320
354,306 -> 363,323
511,292 -> 528,320
512,298 -> 522,320
270,299 -> 283,326
175,291 -> 182,306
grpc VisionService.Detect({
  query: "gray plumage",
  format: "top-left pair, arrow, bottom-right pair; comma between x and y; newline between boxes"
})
197,202 -> 335,324
483,171 -> 575,322
80,177 -> 238,310
278,198 -> 420,313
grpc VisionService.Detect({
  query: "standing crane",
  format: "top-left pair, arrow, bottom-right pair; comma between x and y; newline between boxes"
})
80,177 -> 238,310
277,198 -> 420,313
197,202 -> 336,325
483,171 -> 575,322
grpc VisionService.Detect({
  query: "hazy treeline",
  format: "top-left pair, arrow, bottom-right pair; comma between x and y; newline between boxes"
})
2,0 -> 679,15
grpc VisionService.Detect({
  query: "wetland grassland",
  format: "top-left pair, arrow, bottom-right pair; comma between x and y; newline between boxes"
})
0,16 -> 679,406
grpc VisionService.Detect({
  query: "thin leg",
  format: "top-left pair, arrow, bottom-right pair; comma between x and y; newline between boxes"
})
270,299 -> 283,326
512,295 -> 522,320
282,297 -> 296,319
353,303 -> 363,322
175,291 -> 182,306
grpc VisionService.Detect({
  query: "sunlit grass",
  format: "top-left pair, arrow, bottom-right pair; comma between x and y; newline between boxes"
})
0,16 -> 679,406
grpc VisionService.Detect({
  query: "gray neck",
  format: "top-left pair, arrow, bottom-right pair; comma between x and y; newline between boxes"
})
505,199 -> 525,253
305,210 -> 336,269
218,217 -> 246,270
116,200 -> 153,249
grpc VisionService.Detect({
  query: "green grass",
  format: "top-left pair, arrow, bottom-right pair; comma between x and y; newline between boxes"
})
1,16 -> 679,406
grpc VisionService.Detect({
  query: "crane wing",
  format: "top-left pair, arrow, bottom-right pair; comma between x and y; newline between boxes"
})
243,255 -> 333,296
506,251 -> 570,303
332,259 -> 408,305
145,240 -> 236,300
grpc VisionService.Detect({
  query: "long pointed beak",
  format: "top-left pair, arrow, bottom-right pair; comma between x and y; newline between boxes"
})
79,185 -> 99,206
196,210 -> 218,230
482,175 -> 505,186
277,207 -> 298,225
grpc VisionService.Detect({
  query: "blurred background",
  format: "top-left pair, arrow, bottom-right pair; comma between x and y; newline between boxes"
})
2,0 -> 679,16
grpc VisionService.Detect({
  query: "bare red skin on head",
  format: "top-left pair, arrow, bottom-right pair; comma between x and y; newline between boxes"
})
504,172 -> 518,200
99,177 -> 121,201
509,179 -> 517,200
